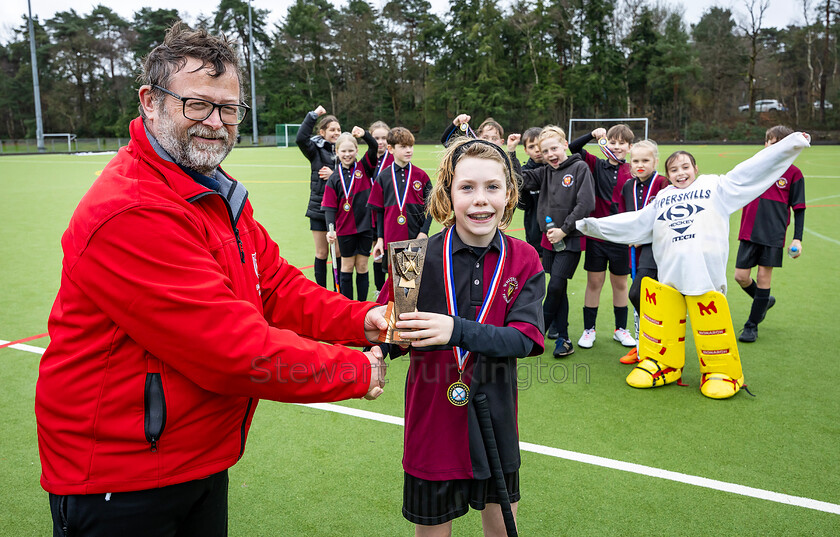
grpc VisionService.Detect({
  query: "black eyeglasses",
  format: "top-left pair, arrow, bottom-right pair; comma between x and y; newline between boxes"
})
152,85 -> 250,125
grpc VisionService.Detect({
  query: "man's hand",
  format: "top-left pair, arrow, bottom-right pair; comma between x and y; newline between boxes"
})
364,305 -> 389,343
314,105 -> 326,116
363,345 -> 387,400
318,166 -> 331,180
351,126 -> 365,138
395,311 -> 454,348
507,133 -> 521,152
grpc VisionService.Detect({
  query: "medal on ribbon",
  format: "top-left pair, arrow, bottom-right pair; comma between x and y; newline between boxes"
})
442,227 -> 507,406
339,163 -> 357,213
598,137 -> 620,162
391,163 -> 412,226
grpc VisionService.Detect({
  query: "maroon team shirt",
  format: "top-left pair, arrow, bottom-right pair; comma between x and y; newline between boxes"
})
367,162 -> 431,247
738,165 -> 805,248
382,229 -> 545,481
322,163 -> 373,235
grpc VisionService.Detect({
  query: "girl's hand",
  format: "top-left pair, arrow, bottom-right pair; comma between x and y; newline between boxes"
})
789,239 -> 802,258
326,230 -> 337,243
351,126 -> 365,138
314,105 -> 326,116
591,127 -> 606,139
396,311 -> 454,347
416,232 -> 428,240
453,114 -> 471,126
372,238 -> 385,260
546,227 -> 567,243
318,166 -> 331,179
507,133 -> 521,152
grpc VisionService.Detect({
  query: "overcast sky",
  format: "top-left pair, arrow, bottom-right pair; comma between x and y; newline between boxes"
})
0,0 -> 805,43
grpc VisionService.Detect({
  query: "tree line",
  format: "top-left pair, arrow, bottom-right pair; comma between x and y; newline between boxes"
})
0,0 -> 836,142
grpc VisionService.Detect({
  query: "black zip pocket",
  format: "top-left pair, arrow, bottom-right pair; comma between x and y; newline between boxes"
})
144,372 -> 167,452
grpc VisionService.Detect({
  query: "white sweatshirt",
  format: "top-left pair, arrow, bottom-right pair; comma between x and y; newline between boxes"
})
576,132 -> 810,296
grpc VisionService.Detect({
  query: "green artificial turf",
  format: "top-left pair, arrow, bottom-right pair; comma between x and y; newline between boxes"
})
1,142 -> 838,535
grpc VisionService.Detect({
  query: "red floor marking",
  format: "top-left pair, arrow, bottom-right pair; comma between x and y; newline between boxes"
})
0,333 -> 48,349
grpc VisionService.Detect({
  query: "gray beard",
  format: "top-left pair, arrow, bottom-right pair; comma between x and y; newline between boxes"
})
155,107 -> 236,176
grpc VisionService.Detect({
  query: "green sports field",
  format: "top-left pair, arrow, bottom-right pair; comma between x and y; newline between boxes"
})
1,143 -> 839,535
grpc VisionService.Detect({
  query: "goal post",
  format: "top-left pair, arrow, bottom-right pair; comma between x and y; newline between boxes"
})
275,124 -> 301,147
44,133 -> 77,152
567,118 -> 649,144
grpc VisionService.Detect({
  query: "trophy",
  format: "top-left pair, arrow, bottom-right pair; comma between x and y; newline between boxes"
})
379,238 -> 428,343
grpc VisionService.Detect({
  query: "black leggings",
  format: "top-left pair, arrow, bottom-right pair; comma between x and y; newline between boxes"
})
543,276 -> 570,340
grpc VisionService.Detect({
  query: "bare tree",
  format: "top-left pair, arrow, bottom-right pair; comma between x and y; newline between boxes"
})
819,0 -> 832,121
802,0 -> 817,119
739,0 -> 770,118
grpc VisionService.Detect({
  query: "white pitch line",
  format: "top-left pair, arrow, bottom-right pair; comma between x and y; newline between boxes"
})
806,227 -> 840,246
5,340 -> 839,515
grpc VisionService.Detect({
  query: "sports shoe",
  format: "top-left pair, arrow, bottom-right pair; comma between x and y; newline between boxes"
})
759,296 -> 776,323
619,347 -> 639,364
578,328 -> 596,349
554,339 -> 575,357
613,327 -> 636,347
546,328 -> 560,340
739,323 -> 757,343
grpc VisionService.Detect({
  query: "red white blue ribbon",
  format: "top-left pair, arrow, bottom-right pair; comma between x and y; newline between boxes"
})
634,172 -> 657,212
375,154 -> 389,182
443,226 -> 507,372
339,163 -> 357,202
391,162 -> 413,218
598,138 -> 621,163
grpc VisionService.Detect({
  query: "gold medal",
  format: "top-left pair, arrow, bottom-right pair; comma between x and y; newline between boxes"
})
397,214 -> 406,225
447,381 -> 469,406
343,202 -> 351,212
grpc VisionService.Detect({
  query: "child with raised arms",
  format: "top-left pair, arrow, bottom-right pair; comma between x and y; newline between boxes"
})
568,125 -> 635,350
733,125 -> 806,343
614,140 -> 671,364
576,132 -> 810,399
518,126 -> 547,259
368,127 -> 432,272
296,105 -> 341,288
322,127 -> 378,300
384,138 -> 545,535
360,120 -> 394,292
513,125 -> 596,357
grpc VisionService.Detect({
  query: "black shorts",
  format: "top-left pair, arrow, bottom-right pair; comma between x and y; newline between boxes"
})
542,248 -> 581,280
402,471 -> 520,526
583,239 -> 631,275
337,232 -> 373,258
309,217 -> 327,232
735,240 -> 784,269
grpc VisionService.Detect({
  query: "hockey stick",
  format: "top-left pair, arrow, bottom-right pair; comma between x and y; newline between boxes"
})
328,223 -> 340,293
473,393 -> 517,537
631,246 -> 639,339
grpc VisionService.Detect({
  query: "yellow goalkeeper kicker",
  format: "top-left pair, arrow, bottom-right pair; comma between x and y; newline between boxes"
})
685,291 -> 744,399
627,278 -> 686,388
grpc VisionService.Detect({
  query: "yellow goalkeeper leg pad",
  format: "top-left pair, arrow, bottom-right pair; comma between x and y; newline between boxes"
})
626,358 -> 683,388
686,291 -> 745,399
700,373 -> 744,399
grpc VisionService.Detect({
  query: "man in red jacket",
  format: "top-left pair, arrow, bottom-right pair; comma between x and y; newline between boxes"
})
36,22 -> 387,536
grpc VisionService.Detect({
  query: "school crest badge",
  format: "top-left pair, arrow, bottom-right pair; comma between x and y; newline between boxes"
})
562,174 -> 574,187
413,180 -> 422,191
503,277 -> 519,303
355,170 -> 363,178
776,177 -> 788,188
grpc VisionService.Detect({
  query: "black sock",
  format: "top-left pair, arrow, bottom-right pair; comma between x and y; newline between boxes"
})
742,280 -> 757,298
583,306 -> 598,330
356,272 -> 369,301
748,287 -> 771,326
614,306 -> 628,330
339,271 -> 354,300
314,257 -> 327,288
373,261 -> 385,291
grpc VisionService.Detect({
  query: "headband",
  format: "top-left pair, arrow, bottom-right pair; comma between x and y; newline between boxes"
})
451,139 -> 514,176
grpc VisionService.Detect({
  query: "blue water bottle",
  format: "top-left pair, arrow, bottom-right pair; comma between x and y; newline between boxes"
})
545,216 -> 566,252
